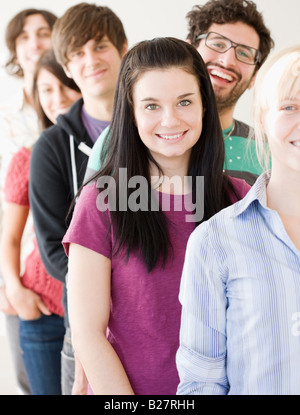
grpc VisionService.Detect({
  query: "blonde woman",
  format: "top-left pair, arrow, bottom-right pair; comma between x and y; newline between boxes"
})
176,45 -> 300,395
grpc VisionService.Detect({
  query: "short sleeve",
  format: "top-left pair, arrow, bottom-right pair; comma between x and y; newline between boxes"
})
84,126 -> 110,182
4,147 -> 30,207
62,181 -> 112,259
87,126 -> 109,171
229,176 -> 251,203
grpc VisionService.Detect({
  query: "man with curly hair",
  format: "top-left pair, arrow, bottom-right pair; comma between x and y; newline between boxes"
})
186,0 -> 274,185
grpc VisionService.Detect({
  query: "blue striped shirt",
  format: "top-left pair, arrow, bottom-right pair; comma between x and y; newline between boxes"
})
176,172 -> 300,395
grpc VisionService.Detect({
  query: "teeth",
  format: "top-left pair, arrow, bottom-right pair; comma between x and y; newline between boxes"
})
30,54 -> 41,62
158,133 -> 183,140
211,69 -> 233,82
292,141 -> 300,147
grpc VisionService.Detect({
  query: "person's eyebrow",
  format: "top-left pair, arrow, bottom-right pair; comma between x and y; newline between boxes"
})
140,93 -> 196,102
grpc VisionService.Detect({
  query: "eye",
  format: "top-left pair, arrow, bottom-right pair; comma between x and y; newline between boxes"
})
17,34 -> 28,42
38,87 -> 52,95
38,30 -> 51,38
69,50 -> 83,60
236,48 -> 252,60
96,43 -> 108,51
281,105 -> 297,111
211,40 -> 227,51
178,100 -> 191,107
145,104 -> 159,111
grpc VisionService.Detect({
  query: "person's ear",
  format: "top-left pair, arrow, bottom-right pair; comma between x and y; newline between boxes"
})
63,64 -> 72,79
257,107 -> 268,135
121,41 -> 128,57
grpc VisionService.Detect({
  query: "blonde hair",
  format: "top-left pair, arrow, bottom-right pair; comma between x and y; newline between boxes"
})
252,44 -> 300,170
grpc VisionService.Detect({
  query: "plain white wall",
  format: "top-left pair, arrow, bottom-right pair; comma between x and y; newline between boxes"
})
0,0 -> 299,125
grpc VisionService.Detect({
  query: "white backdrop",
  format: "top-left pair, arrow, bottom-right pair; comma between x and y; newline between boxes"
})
0,0 -> 299,125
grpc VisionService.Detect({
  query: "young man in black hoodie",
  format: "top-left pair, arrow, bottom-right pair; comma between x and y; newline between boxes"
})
29,3 -> 127,395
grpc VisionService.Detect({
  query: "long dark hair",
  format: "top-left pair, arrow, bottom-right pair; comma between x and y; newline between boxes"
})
89,37 -> 235,271
32,49 -> 80,129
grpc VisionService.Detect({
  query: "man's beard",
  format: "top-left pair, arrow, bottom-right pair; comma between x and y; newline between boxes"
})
214,78 -> 253,113
207,63 -> 254,113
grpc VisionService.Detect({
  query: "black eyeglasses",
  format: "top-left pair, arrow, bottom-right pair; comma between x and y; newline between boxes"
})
197,32 -> 261,65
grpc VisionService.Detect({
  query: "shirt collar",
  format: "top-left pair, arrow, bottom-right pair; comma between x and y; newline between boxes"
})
229,171 -> 271,218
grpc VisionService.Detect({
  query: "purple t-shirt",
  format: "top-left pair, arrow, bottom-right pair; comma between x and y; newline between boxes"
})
63,177 -> 250,395
81,106 -> 110,143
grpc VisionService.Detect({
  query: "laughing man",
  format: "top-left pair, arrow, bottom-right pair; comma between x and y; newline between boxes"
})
186,0 -> 274,184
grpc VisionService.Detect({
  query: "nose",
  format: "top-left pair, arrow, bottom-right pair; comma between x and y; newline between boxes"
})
160,107 -> 181,128
52,86 -> 69,106
28,34 -> 42,50
218,46 -> 237,67
85,48 -> 100,67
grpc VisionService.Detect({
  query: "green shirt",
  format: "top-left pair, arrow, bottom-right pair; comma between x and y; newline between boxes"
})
84,125 -> 109,181
223,119 -> 263,185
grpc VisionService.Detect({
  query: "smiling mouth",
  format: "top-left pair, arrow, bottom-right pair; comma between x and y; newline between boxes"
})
29,54 -> 41,63
156,131 -> 187,141
86,69 -> 106,78
210,69 -> 234,83
291,141 -> 300,147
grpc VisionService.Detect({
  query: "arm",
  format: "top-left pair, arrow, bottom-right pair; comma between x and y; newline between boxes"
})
0,203 -> 50,319
67,243 -> 134,395
72,354 -> 89,395
0,286 -> 17,315
176,226 -> 228,395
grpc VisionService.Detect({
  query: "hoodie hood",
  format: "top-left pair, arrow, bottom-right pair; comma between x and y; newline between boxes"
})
55,98 -> 94,148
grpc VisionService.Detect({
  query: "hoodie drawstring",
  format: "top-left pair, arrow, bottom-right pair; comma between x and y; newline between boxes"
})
69,135 -> 78,199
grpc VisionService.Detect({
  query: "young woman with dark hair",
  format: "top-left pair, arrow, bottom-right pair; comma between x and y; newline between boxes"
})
32,49 -> 81,130
63,37 -> 250,395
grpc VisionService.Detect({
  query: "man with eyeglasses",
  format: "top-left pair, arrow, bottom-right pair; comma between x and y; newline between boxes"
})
186,0 -> 274,185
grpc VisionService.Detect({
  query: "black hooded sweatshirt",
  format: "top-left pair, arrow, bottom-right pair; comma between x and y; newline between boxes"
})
29,99 -> 93,326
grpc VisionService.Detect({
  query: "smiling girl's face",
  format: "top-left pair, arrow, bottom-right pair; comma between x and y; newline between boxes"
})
132,67 -> 204,171
37,68 -> 81,124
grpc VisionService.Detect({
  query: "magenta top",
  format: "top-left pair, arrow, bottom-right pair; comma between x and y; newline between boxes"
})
63,177 -> 250,394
